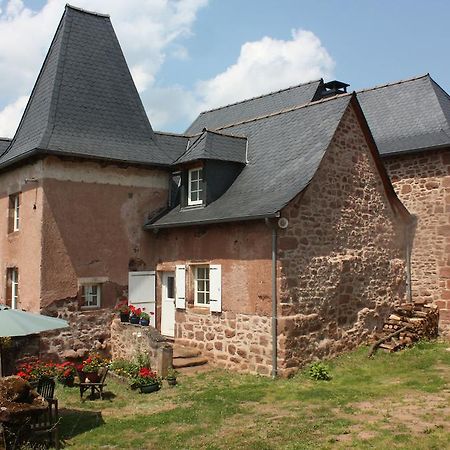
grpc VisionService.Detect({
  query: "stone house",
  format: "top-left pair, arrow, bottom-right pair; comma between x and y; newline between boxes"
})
0,4 -> 447,374
356,75 -> 450,328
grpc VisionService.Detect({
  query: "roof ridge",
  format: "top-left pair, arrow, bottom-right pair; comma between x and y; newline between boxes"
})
357,73 -> 430,94
198,78 -> 323,116
214,92 -> 351,131
65,4 -> 110,18
203,128 -> 247,140
154,131 -> 190,137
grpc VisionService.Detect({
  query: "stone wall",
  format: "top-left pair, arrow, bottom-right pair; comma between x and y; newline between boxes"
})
40,298 -> 115,361
176,310 -> 272,375
110,319 -> 172,376
384,149 -> 450,328
277,103 -> 408,376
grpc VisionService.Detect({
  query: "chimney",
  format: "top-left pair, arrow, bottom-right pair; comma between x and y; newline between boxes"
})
315,80 -> 350,100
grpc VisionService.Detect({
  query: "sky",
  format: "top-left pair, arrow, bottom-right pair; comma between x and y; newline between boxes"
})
0,0 -> 449,137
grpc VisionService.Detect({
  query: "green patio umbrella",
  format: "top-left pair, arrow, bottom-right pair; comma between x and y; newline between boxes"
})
0,304 -> 69,376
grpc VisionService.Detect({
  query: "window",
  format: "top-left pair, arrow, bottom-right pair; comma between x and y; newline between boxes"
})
8,193 -> 20,233
6,268 -> 19,309
194,266 -> 210,306
82,284 -> 101,308
167,275 -> 175,299
188,168 -> 203,206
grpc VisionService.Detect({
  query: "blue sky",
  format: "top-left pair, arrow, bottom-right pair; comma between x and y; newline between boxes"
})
0,0 -> 449,136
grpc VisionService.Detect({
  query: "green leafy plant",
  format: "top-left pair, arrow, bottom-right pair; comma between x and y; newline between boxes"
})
139,312 -> 150,321
111,359 -> 139,379
80,353 -> 110,373
308,362 -> 332,381
166,368 -> 178,379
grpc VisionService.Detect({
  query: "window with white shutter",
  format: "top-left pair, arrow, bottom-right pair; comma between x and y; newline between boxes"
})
209,264 -> 222,312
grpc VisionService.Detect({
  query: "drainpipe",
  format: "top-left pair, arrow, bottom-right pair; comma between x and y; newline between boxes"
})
265,218 -> 278,378
271,225 -> 278,378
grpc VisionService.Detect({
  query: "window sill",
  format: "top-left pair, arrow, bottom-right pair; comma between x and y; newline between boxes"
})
190,306 -> 210,315
181,204 -> 205,211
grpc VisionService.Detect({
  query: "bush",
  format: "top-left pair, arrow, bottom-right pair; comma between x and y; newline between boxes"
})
111,359 -> 139,379
308,362 -> 332,381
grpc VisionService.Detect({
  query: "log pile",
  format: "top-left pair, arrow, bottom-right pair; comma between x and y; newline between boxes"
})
369,301 -> 439,356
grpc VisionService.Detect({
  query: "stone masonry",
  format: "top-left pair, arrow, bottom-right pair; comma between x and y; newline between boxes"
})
175,310 -> 272,375
277,104 -> 408,376
384,149 -> 450,328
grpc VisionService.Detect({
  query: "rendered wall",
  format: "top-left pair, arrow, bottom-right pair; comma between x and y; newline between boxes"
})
384,149 -> 450,327
277,104 -> 408,376
0,161 -> 44,312
154,221 -> 274,374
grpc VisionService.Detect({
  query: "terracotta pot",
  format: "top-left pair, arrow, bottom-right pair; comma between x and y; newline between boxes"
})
120,313 -> 129,323
139,383 -> 160,394
82,371 -> 100,383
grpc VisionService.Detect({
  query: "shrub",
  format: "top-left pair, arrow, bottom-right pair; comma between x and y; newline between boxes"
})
111,359 -> 139,379
308,362 -> 332,381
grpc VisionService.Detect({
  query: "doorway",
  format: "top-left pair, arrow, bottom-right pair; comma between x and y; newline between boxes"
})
161,272 -> 175,337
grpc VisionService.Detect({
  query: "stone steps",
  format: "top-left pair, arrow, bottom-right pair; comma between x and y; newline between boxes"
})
172,344 -> 208,371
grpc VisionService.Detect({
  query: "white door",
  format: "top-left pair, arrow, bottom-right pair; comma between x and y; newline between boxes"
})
128,271 -> 156,327
161,272 -> 176,337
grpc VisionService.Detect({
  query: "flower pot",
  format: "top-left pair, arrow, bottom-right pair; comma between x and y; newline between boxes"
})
166,377 -> 177,387
120,313 -> 129,323
130,315 -> 140,324
139,383 -> 160,394
83,371 -> 100,383
140,318 -> 150,326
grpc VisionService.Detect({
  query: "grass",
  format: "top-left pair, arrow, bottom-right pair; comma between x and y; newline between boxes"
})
56,340 -> 450,449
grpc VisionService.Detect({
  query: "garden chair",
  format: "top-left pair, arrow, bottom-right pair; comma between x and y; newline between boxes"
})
29,377 -> 59,449
79,366 -> 109,400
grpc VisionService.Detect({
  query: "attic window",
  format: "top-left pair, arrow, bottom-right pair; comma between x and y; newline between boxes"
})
188,168 -> 203,206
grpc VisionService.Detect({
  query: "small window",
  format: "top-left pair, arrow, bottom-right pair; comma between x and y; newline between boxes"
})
8,194 -> 20,233
188,168 -> 203,206
6,268 -> 19,309
167,276 -> 175,299
194,266 -> 210,306
82,284 -> 101,308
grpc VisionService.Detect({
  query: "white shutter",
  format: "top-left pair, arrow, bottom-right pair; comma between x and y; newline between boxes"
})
128,271 -> 156,327
175,265 -> 186,309
209,264 -> 222,313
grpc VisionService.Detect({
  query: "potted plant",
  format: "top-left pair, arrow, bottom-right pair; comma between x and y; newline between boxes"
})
133,367 -> 161,393
129,306 -> 141,324
139,311 -> 150,326
79,353 -> 110,383
16,360 -> 57,386
56,361 -> 77,387
114,299 -> 130,322
166,368 -> 178,387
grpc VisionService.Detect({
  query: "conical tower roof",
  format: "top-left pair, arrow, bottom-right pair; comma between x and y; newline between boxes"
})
0,5 -> 170,168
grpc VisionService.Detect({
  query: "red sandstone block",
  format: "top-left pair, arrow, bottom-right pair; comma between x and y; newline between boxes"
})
442,290 -> 450,300
439,309 -> 450,322
439,267 -> 450,278
279,236 -> 298,250
435,300 -> 446,309
438,225 -> 450,237
443,177 -> 450,188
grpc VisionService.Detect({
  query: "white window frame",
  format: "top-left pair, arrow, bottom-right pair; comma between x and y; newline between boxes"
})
188,168 -> 203,206
81,284 -> 101,308
11,268 -> 18,309
194,265 -> 210,307
12,194 -> 20,232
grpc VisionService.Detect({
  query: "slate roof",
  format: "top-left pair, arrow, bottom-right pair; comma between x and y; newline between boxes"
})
186,80 -> 323,134
148,95 -> 353,228
175,130 -> 247,165
0,5 -> 171,170
0,138 -> 11,154
357,74 -> 450,156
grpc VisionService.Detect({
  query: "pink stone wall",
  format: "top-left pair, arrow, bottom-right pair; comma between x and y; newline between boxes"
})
0,162 -> 44,312
384,149 -> 450,327
277,103 -> 408,376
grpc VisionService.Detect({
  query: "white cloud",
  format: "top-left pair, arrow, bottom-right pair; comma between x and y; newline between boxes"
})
0,95 -> 27,137
0,0 -> 208,136
196,29 -> 335,112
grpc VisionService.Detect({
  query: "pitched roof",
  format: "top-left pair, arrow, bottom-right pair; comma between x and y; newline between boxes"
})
175,130 -> 247,164
357,74 -> 450,156
148,94 -> 352,228
0,5 -> 171,169
0,138 -> 11,154
186,80 -> 323,134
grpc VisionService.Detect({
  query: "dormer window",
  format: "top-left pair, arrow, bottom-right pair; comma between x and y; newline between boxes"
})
188,168 -> 203,206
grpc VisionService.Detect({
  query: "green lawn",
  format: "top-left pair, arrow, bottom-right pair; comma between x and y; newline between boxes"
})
57,341 -> 450,449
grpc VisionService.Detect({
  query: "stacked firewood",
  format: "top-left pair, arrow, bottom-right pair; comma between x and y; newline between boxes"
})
369,301 -> 439,356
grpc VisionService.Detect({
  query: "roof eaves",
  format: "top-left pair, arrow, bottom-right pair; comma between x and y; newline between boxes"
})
145,212 -> 278,230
